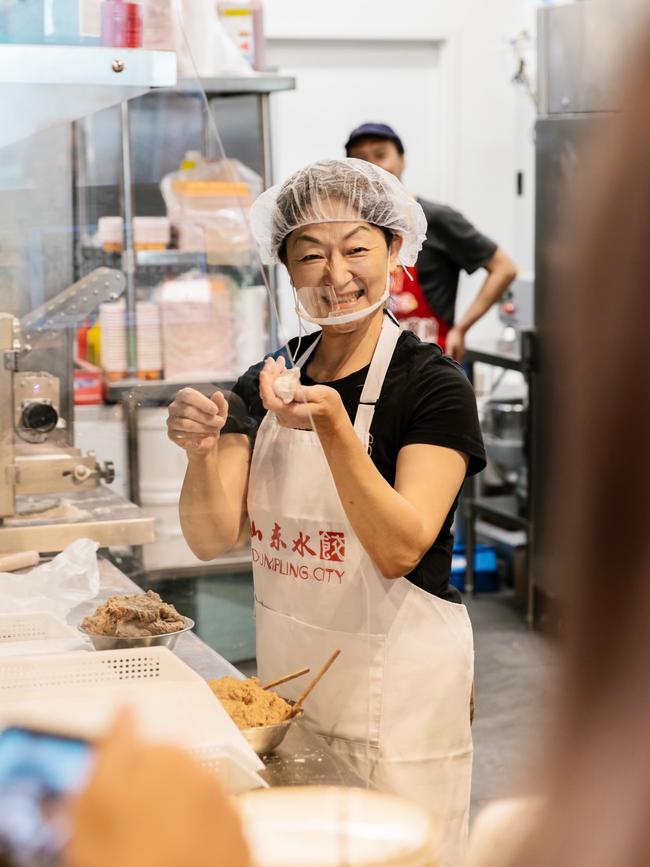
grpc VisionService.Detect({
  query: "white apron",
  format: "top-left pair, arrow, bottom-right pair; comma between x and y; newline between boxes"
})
248,314 -> 474,867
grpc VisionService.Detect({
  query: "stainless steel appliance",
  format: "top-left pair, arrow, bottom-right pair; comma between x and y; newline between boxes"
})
533,0 -> 624,614
0,268 -> 154,554
482,398 -> 527,503
498,273 -> 534,349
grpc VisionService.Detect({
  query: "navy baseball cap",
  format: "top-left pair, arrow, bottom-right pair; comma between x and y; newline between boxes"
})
345,123 -> 405,155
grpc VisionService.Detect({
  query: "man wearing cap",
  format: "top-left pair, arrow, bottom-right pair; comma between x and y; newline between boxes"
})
345,122 -> 518,361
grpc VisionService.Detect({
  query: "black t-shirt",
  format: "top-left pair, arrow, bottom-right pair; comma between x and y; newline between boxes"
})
223,326 -> 486,602
416,197 -> 498,327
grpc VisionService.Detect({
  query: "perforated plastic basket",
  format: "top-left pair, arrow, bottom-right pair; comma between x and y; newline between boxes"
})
0,612 -> 79,643
0,646 -> 265,793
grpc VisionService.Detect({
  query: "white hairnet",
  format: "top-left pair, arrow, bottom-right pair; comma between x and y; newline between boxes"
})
249,158 -> 427,266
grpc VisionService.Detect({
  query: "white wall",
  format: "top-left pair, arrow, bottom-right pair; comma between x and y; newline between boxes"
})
264,0 -> 456,41
267,39 -> 445,200
263,0 -> 538,343
450,0 -> 537,340
265,36 -> 448,337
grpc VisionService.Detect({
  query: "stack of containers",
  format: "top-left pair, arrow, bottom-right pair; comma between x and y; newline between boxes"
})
97,216 -> 171,252
99,300 -> 127,379
140,275 -> 235,568
232,284 -> 268,371
98,300 -> 163,380
159,275 -> 235,382
135,302 -> 163,379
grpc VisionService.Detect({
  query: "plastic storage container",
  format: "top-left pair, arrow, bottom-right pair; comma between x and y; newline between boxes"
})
160,154 -> 261,265
217,0 -> 265,70
73,359 -> 103,405
142,0 -> 175,49
100,0 -> 143,48
451,544 -> 499,593
159,275 -> 235,381
98,216 -> 171,252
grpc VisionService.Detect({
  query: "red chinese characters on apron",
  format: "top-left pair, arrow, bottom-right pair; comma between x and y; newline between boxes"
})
390,266 -> 450,350
250,521 -> 347,588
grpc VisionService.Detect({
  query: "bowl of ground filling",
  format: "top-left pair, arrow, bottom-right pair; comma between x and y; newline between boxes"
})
208,676 -> 303,756
79,590 -> 194,650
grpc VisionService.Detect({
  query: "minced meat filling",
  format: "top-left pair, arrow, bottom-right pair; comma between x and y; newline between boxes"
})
82,591 -> 186,637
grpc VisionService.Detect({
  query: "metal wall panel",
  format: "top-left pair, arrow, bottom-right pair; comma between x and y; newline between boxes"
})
538,2 -> 627,116
532,113 -> 607,604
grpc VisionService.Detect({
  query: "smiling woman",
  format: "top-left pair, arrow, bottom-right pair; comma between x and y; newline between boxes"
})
287,222 -> 397,327
167,157 -> 486,867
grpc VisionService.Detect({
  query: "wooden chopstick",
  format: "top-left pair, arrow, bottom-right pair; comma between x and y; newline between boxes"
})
261,667 -> 310,691
289,649 -> 341,718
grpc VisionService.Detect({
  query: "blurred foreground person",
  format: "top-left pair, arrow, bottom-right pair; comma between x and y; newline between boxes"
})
65,711 -> 253,867
468,24 -> 650,867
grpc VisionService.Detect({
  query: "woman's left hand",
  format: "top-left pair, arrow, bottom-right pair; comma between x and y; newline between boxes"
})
259,356 -> 347,439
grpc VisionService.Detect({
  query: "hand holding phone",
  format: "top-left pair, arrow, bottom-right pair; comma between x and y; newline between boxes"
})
66,710 -> 253,867
0,725 -> 93,867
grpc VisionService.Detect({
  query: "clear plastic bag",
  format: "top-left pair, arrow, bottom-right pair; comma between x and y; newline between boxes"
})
0,538 -> 100,619
160,155 -> 262,266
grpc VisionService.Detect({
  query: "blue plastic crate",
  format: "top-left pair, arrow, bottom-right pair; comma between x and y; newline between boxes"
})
451,544 -> 498,593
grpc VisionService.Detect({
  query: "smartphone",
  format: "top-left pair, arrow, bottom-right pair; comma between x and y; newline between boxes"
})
0,726 -> 94,867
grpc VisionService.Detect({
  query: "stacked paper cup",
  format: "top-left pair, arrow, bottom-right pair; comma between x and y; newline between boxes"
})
99,299 -> 163,380
136,302 -> 163,379
99,300 -> 127,379
232,284 -> 268,371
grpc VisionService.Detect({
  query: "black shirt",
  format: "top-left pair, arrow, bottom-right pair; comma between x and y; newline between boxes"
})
223,326 -> 486,602
416,197 -> 498,327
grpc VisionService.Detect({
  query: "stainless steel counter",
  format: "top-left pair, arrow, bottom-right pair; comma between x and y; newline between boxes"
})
92,558 -> 363,788
0,488 -> 154,554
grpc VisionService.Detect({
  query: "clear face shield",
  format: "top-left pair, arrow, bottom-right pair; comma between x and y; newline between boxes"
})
293,271 -> 392,329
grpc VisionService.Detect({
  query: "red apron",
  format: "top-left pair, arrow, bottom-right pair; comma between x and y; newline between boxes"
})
390,267 -> 450,350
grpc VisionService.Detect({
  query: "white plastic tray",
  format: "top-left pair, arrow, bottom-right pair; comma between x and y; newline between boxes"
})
0,611 -> 79,642
0,612 -> 88,658
0,646 -> 266,794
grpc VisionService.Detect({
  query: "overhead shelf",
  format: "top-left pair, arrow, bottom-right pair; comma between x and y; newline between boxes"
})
81,247 -> 264,282
177,73 -> 296,96
0,44 -> 176,148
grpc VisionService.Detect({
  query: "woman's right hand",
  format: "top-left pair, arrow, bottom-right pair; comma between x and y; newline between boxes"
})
167,388 -> 229,457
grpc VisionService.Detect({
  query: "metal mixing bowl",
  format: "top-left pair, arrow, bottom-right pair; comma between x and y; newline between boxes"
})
79,617 -> 195,651
242,703 -> 304,756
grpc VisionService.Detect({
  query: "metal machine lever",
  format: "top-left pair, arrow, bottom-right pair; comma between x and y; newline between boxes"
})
19,268 -> 126,342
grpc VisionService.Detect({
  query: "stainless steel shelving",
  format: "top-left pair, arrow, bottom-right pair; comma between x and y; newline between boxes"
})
0,44 -> 176,147
104,377 -> 235,403
81,246 -> 264,282
464,330 -> 536,623
177,74 -> 295,95
73,73 -> 295,578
